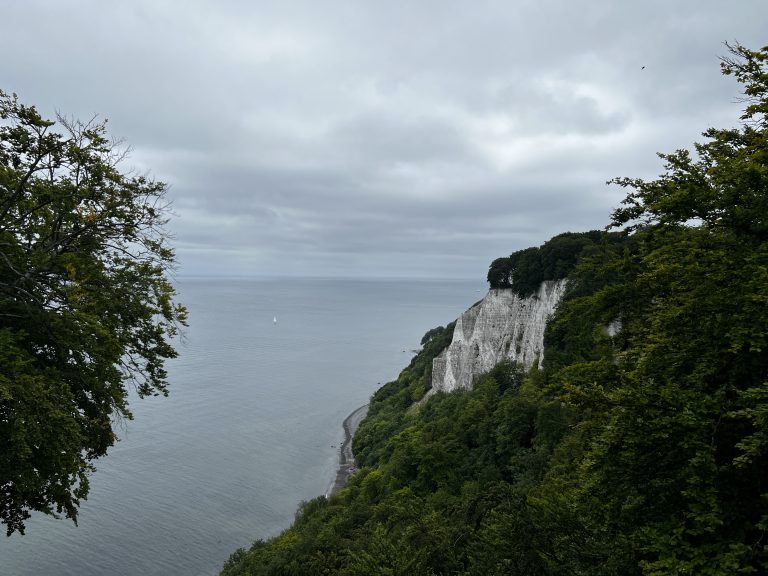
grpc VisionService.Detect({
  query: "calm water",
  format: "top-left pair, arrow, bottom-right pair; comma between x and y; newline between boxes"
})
2,277 -> 482,576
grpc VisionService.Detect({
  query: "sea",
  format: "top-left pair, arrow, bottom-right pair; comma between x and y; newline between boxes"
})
1,276 -> 482,576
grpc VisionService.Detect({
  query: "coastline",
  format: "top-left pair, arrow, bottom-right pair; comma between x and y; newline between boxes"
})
327,403 -> 369,496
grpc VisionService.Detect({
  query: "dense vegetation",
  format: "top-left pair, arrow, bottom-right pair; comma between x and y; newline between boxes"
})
488,230 -> 598,295
353,321 -> 456,469
221,43 -> 768,575
0,91 -> 186,535
487,230 -> 635,297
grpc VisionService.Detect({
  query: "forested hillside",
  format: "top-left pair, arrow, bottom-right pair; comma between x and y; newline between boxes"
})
220,43 -> 768,576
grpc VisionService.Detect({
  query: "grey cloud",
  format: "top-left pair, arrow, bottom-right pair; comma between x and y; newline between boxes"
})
3,0 -> 767,278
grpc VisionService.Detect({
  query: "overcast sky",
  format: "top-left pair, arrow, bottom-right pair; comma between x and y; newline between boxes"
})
4,1 -> 767,279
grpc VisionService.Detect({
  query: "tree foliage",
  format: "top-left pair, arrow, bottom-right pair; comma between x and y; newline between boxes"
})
420,325 -> 445,346
487,230 -> 627,296
0,91 -> 187,535
537,42 -> 768,574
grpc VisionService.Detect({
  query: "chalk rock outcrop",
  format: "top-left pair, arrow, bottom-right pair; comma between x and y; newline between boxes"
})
431,280 -> 567,393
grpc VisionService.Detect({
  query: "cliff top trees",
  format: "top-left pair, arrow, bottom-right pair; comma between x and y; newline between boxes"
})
486,231 -> 620,296
0,91 -> 187,535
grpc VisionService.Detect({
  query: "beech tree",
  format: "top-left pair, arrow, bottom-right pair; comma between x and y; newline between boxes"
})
0,91 -> 187,535
538,42 -> 768,574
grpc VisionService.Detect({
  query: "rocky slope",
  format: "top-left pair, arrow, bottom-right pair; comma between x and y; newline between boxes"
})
431,279 -> 567,392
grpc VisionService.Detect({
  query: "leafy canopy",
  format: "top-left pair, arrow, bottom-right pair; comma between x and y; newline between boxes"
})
0,91 -> 187,535
487,230 -> 626,296
538,42 -> 768,574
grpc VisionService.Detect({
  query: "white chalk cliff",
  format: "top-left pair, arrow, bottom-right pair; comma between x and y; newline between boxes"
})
431,280 -> 567,393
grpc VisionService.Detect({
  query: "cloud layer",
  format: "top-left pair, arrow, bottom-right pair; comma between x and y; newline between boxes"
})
5,0 -> 767,278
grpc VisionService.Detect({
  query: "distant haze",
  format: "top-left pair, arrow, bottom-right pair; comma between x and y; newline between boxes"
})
4,1 -> 767,278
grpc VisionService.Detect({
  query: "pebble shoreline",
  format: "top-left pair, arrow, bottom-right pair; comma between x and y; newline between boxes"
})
327,404 -> 369,496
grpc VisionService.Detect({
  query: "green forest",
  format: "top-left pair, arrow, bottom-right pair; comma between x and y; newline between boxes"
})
220,43 -> 768,575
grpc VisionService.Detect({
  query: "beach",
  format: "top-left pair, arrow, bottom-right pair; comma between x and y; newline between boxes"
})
328,404 -> 369,496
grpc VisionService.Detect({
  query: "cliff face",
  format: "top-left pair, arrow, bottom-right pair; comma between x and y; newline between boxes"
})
431,279 -> 567,393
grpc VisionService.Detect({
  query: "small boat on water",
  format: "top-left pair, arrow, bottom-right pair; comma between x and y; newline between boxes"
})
273,316 -> 277,325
